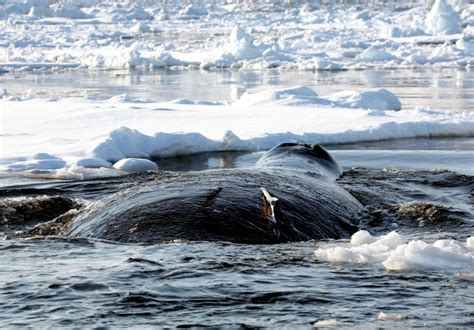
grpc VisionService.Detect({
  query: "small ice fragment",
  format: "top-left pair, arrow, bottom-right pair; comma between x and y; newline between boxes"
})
378,311 -> 406,321
113,158 -> 158,173
350,230 -> 376,246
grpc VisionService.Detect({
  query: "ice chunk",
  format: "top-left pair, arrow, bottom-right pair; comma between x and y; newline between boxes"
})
237,85 -> 320,106
467,237 -> 474,250
314,59 -> 343,71
3,153 -> 66,171
131,22 -> 151,33
378,312 -> 406,321
350,230 -> 376,246
424,0 -> 462,35
357,47 -> 396,62
312,319 -> 344,327
180,4 -> 208,17
224,27 -> 261,61
315,231 -> 474,272
327,89 -> 402,111
113,158 -> 158,173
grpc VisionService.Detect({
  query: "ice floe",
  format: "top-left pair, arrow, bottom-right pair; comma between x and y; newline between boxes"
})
315,230 -> 474,272
113,158 -> 159,173
0,1 -> 471,71
423,0 -> 463,36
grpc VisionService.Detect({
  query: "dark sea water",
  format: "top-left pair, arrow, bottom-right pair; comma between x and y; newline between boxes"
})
1,236 -> 472,328
1,68 -> 473,328
1,157 -> 473,328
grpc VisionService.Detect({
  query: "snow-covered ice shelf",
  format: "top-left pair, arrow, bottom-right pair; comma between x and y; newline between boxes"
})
1,85 -> 473,175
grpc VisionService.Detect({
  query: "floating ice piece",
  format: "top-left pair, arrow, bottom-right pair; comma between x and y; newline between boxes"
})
131,22 -> 151,33
424,0 -> 462,35
456,37 -> 474,54
382,26 -> 425,38
108,6 -> 153,21
357,47 -> 396,62
52,7 -> 90,19
238,86 -> 401,110
113,158 -> 158,173
314,59 -> 343,71
108,94 -> 153,103
237,85 -> 320,106
327,89 -> 402,111
2,153 -> 66,171
351,230 -> 377,245
313,319 -> 347,327
223,27 -> 261,61
378,312 -> 407,321
468,237 -> 474,250
315,231 -> 474,272
179,4 -> 208,18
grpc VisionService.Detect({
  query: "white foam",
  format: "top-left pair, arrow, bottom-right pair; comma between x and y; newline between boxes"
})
315,231 -> 474,272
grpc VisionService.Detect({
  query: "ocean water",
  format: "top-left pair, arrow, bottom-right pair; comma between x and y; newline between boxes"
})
1,68 -> 473,328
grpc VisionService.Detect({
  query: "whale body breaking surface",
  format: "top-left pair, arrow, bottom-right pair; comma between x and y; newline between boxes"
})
62,143 -> 362,244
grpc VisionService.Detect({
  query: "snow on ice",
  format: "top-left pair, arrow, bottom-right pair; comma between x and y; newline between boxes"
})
0,0 -> 472,71
1,85 -> 473,174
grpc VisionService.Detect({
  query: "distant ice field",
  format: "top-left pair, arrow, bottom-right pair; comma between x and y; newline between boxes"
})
0,0 -> 472,71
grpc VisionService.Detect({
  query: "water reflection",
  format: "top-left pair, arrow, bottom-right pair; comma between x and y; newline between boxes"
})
2,68 -> 472,111
153,151 -> 259,172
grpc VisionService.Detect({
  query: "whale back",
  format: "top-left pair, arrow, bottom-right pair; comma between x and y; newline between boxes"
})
65,169 -> 360,244
63,143 -> 361,244
255,143 -> 342,181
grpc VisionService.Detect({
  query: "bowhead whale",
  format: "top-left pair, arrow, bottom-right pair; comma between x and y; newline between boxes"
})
64,143 -> 362,244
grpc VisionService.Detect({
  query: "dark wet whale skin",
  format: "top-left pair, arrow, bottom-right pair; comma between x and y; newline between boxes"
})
65,143 -> 362,244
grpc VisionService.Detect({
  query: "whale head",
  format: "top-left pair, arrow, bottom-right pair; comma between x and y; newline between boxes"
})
255,143 -> 342,181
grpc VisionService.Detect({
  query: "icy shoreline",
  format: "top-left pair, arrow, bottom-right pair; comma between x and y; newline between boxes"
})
1,85 -> 473,174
